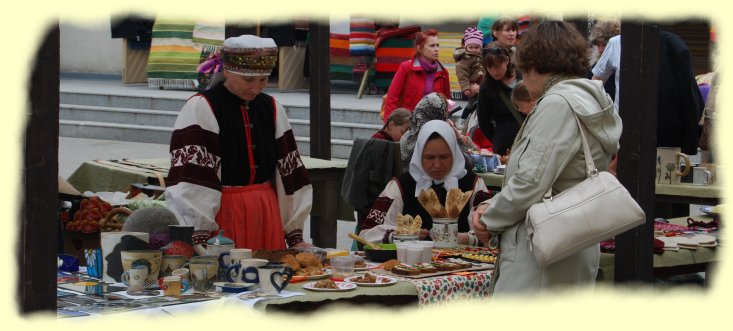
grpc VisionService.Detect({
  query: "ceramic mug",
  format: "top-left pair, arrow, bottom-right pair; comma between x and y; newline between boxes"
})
171,268 -> 190,283
257,265 -> 294,295
188,261 -> 218,293
226,258 -> 268,283
656,147 -> 691,185
122,265 -> 148,293
158,275 -> 190,297
160,255 -> 188,277
120,250 -> 162,284
430,218 -> 459,248
219,248 -> 253,270
693,166 -> 713,185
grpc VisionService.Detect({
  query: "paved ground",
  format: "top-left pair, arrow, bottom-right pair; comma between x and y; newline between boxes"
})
59,136 -> 356,250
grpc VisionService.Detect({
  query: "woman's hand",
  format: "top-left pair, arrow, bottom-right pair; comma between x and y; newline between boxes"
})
419,228 -> 430,240
291,241 -> 314,249
471,204 -> 491,244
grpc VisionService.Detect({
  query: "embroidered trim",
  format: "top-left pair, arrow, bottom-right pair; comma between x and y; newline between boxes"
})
171,145 -> 222,172
285,229 -> 304,247
240,104 -> 257,184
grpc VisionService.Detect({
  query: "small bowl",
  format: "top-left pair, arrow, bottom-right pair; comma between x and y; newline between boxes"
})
364,243 -> 397,262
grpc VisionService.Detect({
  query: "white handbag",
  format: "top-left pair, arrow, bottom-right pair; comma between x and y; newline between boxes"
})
525,113 -> 646,267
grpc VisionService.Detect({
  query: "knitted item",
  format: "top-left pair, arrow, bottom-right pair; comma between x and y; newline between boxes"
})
463,26 -> 483,47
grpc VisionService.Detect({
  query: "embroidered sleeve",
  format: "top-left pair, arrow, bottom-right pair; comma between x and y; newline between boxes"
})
272,99 -> 313,247
359,179 -> 404,244
165,96 -> 222,232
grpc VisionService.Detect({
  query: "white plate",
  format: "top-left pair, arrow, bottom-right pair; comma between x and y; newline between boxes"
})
302,281 -> 357,292
354,262 -> 381,271
700,206 -> 720,217
343,275 -> 397,287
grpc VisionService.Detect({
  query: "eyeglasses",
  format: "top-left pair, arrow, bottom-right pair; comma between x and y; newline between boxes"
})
483,46 -> 509,57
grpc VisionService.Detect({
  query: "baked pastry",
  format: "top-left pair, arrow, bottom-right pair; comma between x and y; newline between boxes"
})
382,259 -> 401,271
280,254 -> 301,271
313,279 -> 338,289
295,252 -> 321,267
396,213 -> 423,235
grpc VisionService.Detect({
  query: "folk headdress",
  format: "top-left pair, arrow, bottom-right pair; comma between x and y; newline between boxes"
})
198,35 -> 278,77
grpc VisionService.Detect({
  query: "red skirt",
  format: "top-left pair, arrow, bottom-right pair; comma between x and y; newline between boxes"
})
215,183 -> 286,250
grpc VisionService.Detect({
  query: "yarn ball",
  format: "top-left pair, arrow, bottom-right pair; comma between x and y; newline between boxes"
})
122,206 -> 179,234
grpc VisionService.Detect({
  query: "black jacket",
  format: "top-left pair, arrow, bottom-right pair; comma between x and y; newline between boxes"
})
656,31 -> 704,155
477,74 -> 524,155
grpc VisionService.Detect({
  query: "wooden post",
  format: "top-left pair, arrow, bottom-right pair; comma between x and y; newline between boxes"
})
614,21 -> 659,284
308,21 -> 331,159
20,24 -> 60,313
307,20 -> 335,247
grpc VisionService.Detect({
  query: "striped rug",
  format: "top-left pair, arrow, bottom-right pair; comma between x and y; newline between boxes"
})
147,18 -> 224,90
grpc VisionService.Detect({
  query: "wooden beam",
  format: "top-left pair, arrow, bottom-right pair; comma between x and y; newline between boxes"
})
20,24 -> 60,313
308,21 -> 331,160
614,21 -> 659,284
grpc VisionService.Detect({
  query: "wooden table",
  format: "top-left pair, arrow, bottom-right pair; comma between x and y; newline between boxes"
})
598,214 -> 719,284
66,157 -> 352,248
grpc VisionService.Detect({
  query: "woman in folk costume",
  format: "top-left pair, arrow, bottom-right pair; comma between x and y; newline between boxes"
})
381,29 -> 452,121
165,35 -> 313,250
360,120 -> 492,245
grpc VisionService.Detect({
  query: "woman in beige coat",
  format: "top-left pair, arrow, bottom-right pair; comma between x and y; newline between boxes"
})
471,21 -> 623,295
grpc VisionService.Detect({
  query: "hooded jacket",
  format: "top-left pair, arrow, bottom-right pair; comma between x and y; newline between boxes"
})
453,48 -> 485,91
479,78 -> 622,295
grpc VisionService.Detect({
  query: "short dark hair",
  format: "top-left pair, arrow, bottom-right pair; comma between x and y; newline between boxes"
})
491,17 -> 518,36
511,80 -> 532,103
515,21 -> 589,77
481,42 -> 513,78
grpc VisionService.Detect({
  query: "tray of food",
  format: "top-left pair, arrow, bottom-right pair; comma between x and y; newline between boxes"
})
375,259 -> 492,279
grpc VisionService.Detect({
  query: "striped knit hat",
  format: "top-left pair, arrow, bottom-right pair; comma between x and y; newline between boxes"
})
463,26 -> 484,47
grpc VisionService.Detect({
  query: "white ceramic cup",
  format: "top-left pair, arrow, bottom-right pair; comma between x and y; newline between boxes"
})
692,166 -> 712,185
257,264 -> 294,295
415,241 -> 434,264
235,258 -> 269,283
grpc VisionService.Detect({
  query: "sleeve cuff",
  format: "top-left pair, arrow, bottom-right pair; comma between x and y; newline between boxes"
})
285,229 -> 304,248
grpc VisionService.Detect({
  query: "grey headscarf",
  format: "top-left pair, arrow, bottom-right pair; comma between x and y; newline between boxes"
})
399,93 -> 450,169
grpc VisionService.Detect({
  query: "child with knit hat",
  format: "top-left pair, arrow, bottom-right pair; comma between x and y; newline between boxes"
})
453,26 -> 485,116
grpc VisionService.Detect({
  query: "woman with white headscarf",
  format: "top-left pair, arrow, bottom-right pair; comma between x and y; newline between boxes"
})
359,120 -> 492,245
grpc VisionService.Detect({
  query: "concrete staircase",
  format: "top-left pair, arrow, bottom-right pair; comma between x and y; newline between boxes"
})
59,78 -> 385,159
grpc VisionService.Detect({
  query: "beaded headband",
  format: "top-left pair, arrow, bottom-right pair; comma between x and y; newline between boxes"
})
220,46 -> 278,76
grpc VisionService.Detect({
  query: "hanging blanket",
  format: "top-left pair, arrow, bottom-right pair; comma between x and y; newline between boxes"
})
437,32 -> 463,100
330,33 -> 358,82
374,35 -> 415,90
191,20 -> 225,53
147,18 -> 224,90
349,17 -> 376,56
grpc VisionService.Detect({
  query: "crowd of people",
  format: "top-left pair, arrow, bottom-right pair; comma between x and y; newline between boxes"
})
164,17 -> 717,295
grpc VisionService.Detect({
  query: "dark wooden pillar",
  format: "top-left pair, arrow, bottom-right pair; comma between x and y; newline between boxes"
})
614,21 -> 659,284
20,24 -> 60,313
308,21 -> 331,160
307,20 -> 335,248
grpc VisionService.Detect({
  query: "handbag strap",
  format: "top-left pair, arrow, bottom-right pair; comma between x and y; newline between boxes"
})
542,110 -> 599,200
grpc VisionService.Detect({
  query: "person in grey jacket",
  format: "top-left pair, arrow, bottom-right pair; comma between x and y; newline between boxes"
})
471,21 -> 622,295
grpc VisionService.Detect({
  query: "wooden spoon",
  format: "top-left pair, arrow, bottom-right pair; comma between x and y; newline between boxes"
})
348,233 -> 381,250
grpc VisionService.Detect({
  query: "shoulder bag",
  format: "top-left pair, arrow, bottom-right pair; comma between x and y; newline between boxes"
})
525,112 -> 646,267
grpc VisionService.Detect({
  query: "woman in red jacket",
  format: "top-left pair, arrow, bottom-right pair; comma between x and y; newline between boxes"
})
382,29 -> 451,122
